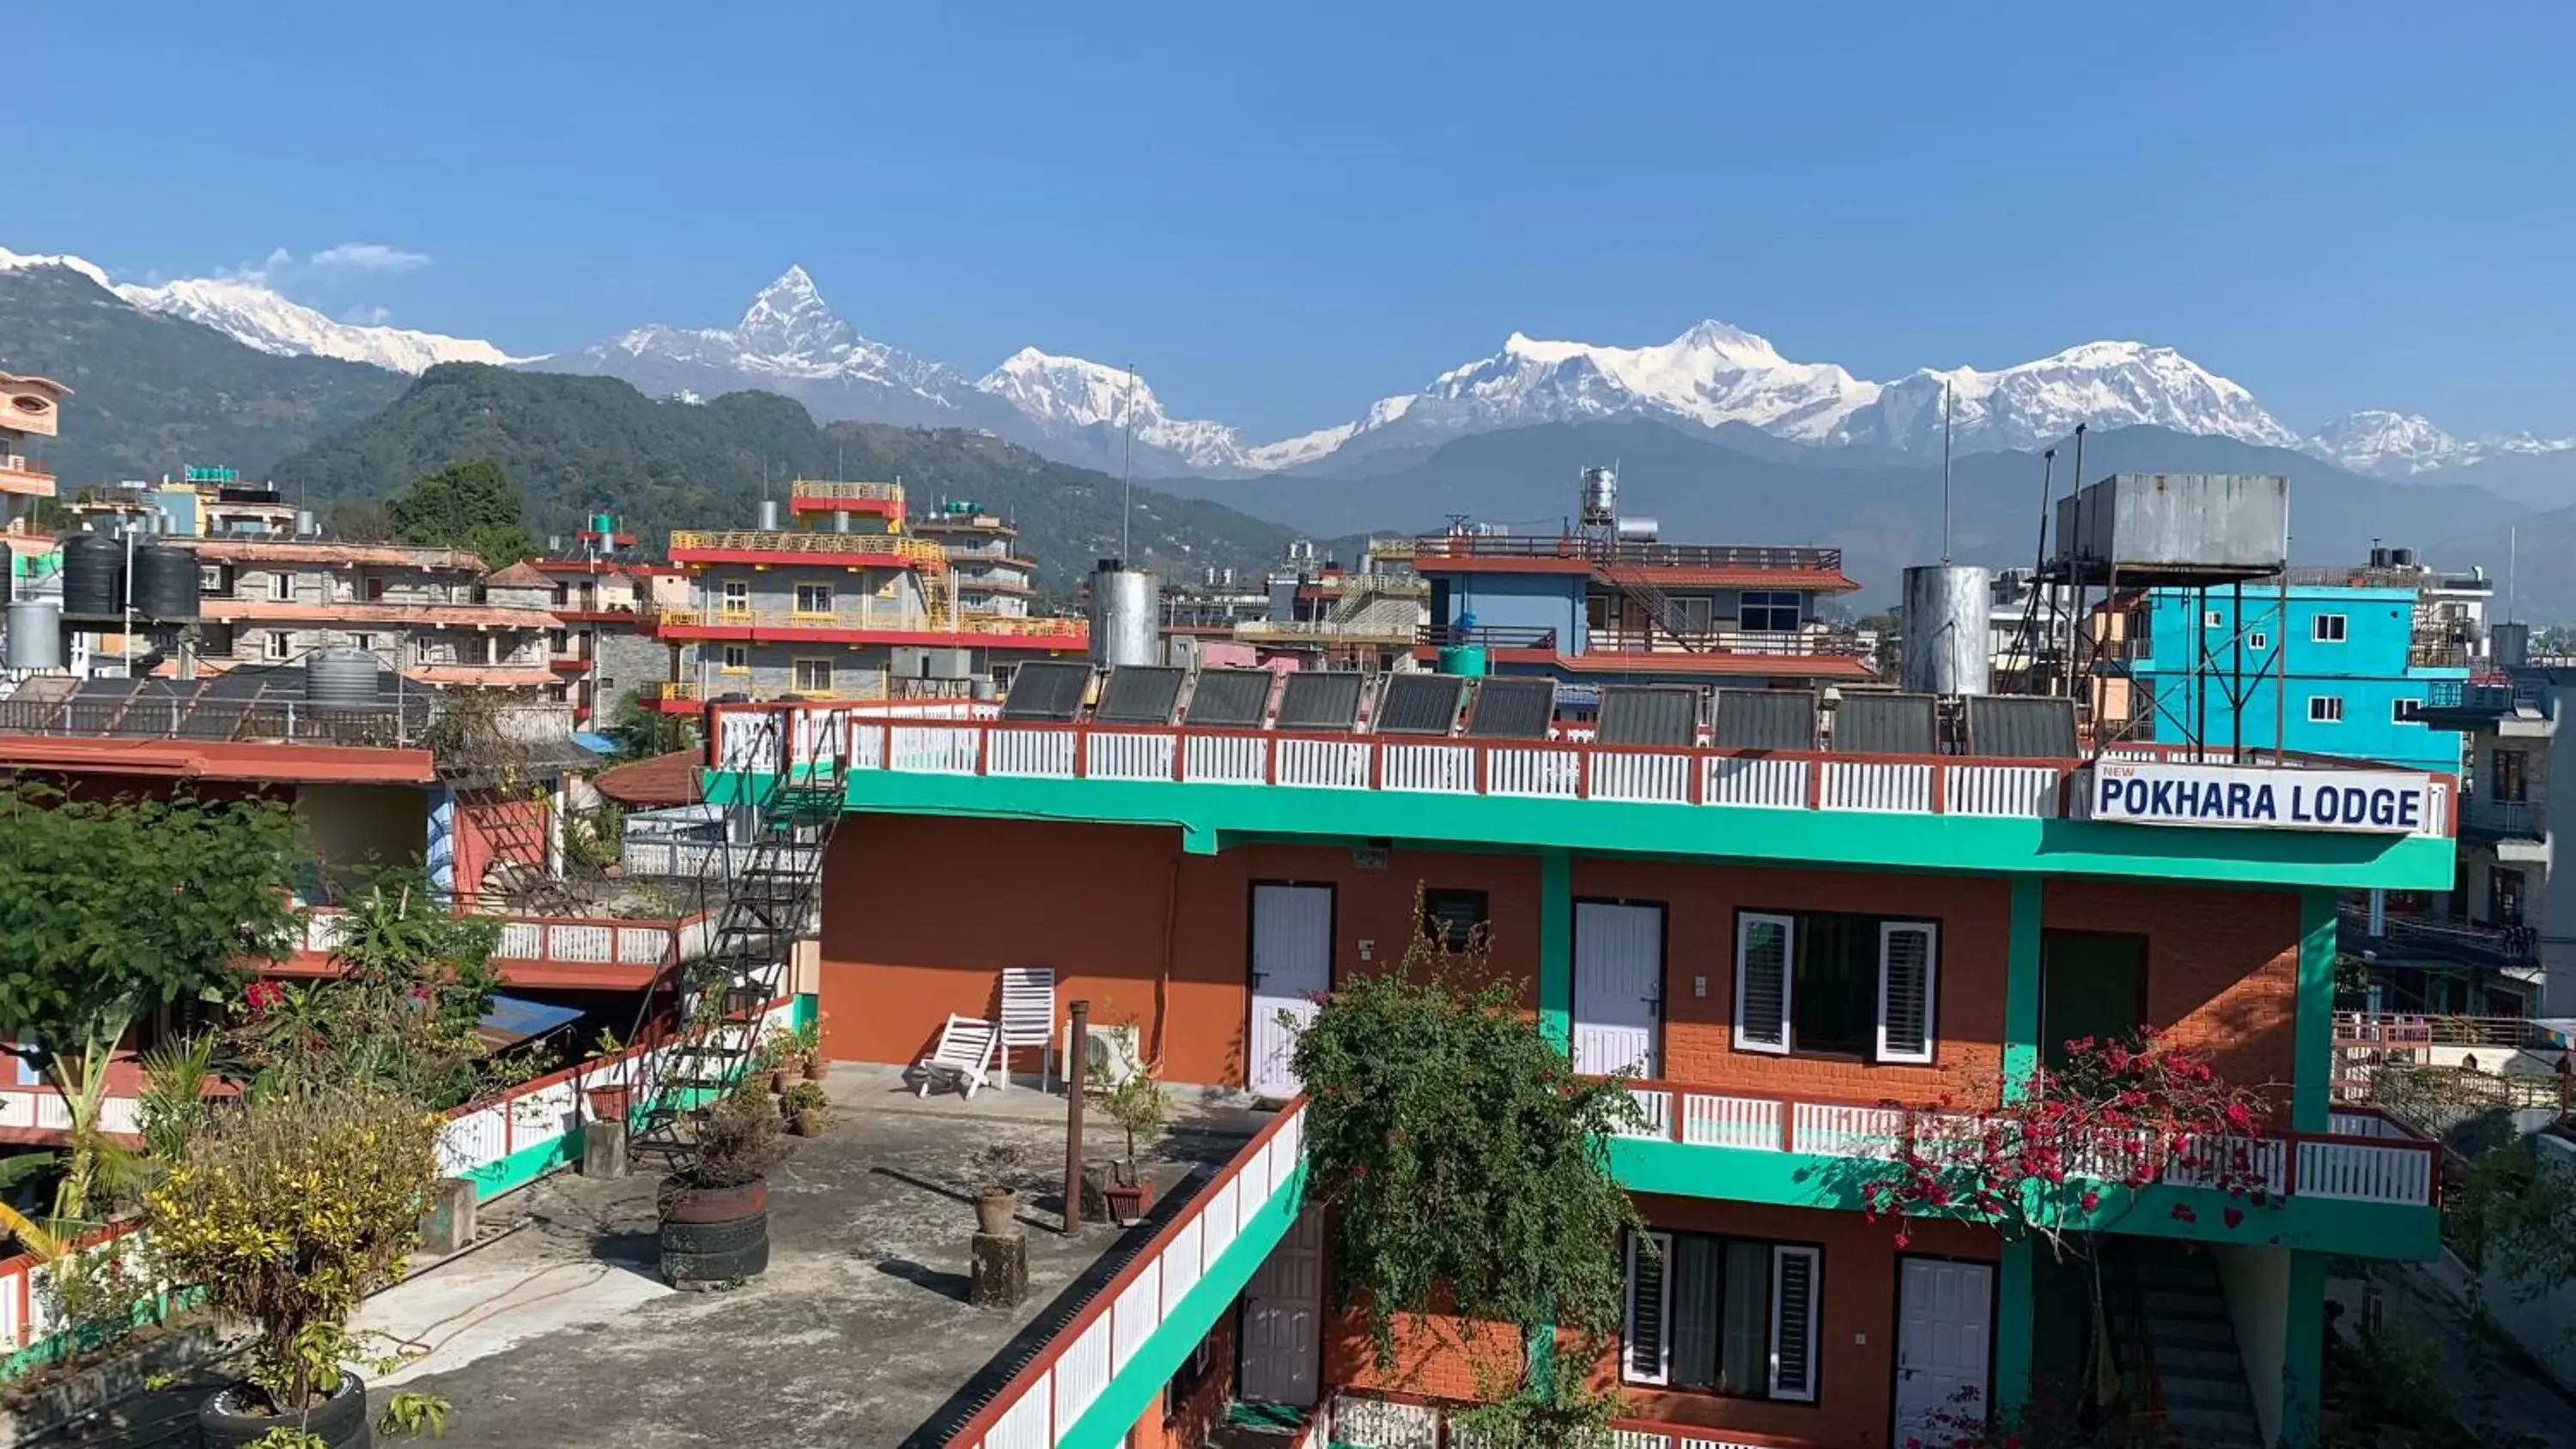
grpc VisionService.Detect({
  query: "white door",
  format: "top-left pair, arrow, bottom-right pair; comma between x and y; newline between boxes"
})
1572,902 -> 1662,1076
1894,1258 -> 1993,1443
1249,884 -> 1333,1100
1240,1208 -> 1323,1405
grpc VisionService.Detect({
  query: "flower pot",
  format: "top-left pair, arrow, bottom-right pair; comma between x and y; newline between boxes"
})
197,1372 -> 371,1449
791,1108 -> 826,1137
803,1056 -> 829,1082
1103,1181 -> 1148,1225
586,1084 -> 632,1121
659,1174 -> 770,1288
975,1187 -> 1019,1235
769,1068 -> 792,1094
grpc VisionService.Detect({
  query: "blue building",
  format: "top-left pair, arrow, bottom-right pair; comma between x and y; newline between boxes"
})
2120,562 -> 2486,777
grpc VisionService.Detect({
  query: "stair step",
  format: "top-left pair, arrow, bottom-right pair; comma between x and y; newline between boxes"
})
2150,1345 -> 2248,1374
2139,1290 -> 2230,1320
2159,1372 -> 2253,1408
2144,1318 -> 2239,1346
2163,1405 -> 2259,1441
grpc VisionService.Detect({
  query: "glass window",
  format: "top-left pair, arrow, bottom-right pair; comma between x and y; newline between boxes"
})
1421,889 -> 1490,951
721,580 -> 751,613
794,583 -> 834,615
2313,614 -> 2348,643
1739,591 -> 1801,633
269,571 -> 295,602
721,645 -> 750,672
264,632 -> 290,661
1625,1231 -> 1819,1403
2494,749 -> 2529,803
792,658 -> 834,692
1733,908 -> 1938,1063
2391,698 -> 2423,724
2308,695 -> 2344,723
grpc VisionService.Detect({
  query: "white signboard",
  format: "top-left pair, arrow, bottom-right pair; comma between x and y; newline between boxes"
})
2083,760 -> 2438,834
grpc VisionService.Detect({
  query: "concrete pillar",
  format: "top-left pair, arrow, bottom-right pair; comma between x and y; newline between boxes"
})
1538,850 -> 1572,1052
2002,876 -> 2044,1100
970,1230 -> 1030,1308
2296,888 -> 2338,1132
1993,1237 -> 2036,1416
583,1119 -> 629,1179
417,1177 -> 477,1255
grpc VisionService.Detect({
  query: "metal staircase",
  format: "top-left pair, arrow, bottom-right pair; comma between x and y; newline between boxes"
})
626,706 -> 849,1155
1593,555 -> 1706,653
434,761 -> 581,915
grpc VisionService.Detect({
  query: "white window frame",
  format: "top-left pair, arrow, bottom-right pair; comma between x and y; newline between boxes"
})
264,631 -> 291,662
1623,1230 -> 1673,1386
2392,698 -> 2424,725
1618,1230 -> 1820,1404
791,657 -> 834,693
2248,630 -> 2269,652
720,579 -> 752,615
268,571 -> 295,602
1732,912 -> 1795,1055
1767,1245 -> 1820,1403
2308,695 -> 2344,724
2204,609 -> 2225,628
2312,613 -> 2348,643
720,645 -> 750,673
793,581 -> 835,616
1873,921 -> 1939,1065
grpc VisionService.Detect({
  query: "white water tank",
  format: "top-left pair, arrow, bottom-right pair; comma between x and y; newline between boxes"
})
1902,564 -> 1993,695
3,601 -> 63,670
1088,560 -> 1157,668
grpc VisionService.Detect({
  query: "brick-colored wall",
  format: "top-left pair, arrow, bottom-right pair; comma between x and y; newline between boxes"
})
1574,860 -> 2014,1109
2040,881 -> 2299,1093
816,819 -> 1538,1085
1126,1310 -> 1236,1449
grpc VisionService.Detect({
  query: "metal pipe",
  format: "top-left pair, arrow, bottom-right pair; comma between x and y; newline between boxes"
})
1064,998 -> 1090,1235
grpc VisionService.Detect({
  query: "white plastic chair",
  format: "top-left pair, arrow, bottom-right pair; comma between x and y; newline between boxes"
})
910,1014 -> 1000,1100
997,967 -> 1057,1091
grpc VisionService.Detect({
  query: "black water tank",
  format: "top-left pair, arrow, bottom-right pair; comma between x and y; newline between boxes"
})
58,532 -> 124,617
131,543 -> 199,621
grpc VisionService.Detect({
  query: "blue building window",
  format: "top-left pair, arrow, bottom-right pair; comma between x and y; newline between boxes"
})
1740,592 -> 1801,632
2391,699 -> 2423,724
2308,695 -> 2345,724
2312,613 -> 2348,643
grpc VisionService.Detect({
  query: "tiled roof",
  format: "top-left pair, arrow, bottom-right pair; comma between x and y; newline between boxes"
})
481,561 -> 551,588
595,749 -> 702,807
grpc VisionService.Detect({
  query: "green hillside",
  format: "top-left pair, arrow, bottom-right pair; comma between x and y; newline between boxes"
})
271,364 -> 1326,591
0,262 -> 406,488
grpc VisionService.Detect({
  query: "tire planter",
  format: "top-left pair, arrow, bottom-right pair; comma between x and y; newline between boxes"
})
198,1372 -> 372,1449
661,1174 -> 770,1288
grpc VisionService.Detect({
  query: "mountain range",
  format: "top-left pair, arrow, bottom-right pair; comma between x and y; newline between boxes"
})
18,245 -> 2572,486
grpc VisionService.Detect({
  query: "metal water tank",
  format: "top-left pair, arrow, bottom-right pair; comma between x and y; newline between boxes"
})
1901,563 -> 1994,695
1087,559 -> 1158,668
2,601 -> 63,670
2494,621 -> 2530,668
1579,465 -> 1617,526
131,544 -> 199,621
305,646 -> 381,703
1615,517 -> 1661,543
2391,547 -> 2417,567
59,533 -> 124,616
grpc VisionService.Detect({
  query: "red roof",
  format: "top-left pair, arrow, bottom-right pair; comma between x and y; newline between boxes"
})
1597,566 -> 1861,593
595,749 -> 702,807
481,561 -> 551,588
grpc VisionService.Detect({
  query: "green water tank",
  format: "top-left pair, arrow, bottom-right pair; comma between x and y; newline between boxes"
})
1436,645 -> 1489,677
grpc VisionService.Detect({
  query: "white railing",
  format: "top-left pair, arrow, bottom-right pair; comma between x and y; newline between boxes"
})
303,909 -> 705,974
708,706 -> 2459,839
942,1101 -> 1308,1449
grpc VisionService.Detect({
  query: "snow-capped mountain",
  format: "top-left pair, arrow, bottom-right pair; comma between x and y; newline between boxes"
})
1294,325 -> 2313,469
113,276 -> 519,373
973,348 -> 1251,471
0,246 -> 517,374
2307,409 -> 2576,476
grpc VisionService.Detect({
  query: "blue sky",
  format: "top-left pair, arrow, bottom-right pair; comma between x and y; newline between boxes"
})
15,3 -> 2574,441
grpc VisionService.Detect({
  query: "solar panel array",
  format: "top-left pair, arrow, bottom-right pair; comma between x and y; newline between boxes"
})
1376,674 -> 1468,735
1596,685 -> 1700,747
1710,688 -> 1818,751
1835,692 -> 1937,755
1464,678 -> 1556,740
1094,666 -> 1185,725
999,661 -> 1093,722
1182,669 -> 1273,728
1277,672 -> 1365,732
1963,695 -> 2079,759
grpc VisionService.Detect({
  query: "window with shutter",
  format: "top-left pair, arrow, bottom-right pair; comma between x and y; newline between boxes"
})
1874,922 -> 1938,1064
1733,912 -> 1794,1055
1768,1246 -> 1820,1402
1624,1231 -> 1673,1385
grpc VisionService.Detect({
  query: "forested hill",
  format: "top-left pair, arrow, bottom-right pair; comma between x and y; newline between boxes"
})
271,364 -> 1332,591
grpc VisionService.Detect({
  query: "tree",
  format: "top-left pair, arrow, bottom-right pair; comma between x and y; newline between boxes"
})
603,690 -> 695,763
1290,897 -> 1643,1446
387,459 -> 538,566
0,784 -> 301,1224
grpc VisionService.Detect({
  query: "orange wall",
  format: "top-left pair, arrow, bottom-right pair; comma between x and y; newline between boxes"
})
816,815 -> 1537,1084
2042,880 -> 2300,1093
1573,861 -> 2013,1110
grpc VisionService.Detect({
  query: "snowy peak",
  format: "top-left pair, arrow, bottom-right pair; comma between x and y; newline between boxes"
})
733,265 -> 852,357
972,347 -> 1251,470
1849,340 -> 2303,455
0,247 -> 112,289
112,276 -> 519,373
2306,409 -> 2576,476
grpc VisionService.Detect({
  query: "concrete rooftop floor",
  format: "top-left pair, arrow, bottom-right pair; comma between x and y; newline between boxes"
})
52,1066 -> 1268,1449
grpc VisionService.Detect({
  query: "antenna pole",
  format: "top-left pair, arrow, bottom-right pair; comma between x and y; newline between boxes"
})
2510,524 -> 2519,621
1120,366 -> 1139,562
1940,380 -> 1954,564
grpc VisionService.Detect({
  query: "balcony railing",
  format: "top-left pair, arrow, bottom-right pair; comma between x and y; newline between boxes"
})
1613,1077 -> 2437,1208
2332,1011 -> 2565,1052
787,479 -> 904,505
1416,623 -> 1559,651
705,705 -> 2456,840
2425,679 -> 2554,718
666,530 -> 949,567
1399,534 -> 1843,572
2338,906 -> 2538,968
1583,626 -> 1869,657
653,603 -> 1085,640
2463,797 -> 2543,840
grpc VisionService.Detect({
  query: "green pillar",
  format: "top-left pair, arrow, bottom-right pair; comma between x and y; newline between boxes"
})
1993,1237 -> 2036,1416
1539,850 -> 1572,1051
2294,888 -> 2337,1133
2002,877 -> 2044,1100
2282,1250 -> 2326,1445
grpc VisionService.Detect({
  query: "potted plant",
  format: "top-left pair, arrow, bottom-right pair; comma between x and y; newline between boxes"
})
791,1019 -> 827,1081
781,1081 -> 829,1137
1090,1062 -> 1170,1225
147,1084 -> 443,1449
659,1082 -> 784,1289
970,1141 -> 1026,1236
583,1028 -> 632,1121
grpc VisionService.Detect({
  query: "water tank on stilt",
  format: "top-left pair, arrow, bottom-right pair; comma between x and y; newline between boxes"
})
1088,559 -> 1157,668
306,646 -> 382,703
3,601 -> 63,670
2493,621 -> 2530,668
131,543 -> 200,622
59,532 -> 124,617
1901,564 -> 1993,696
